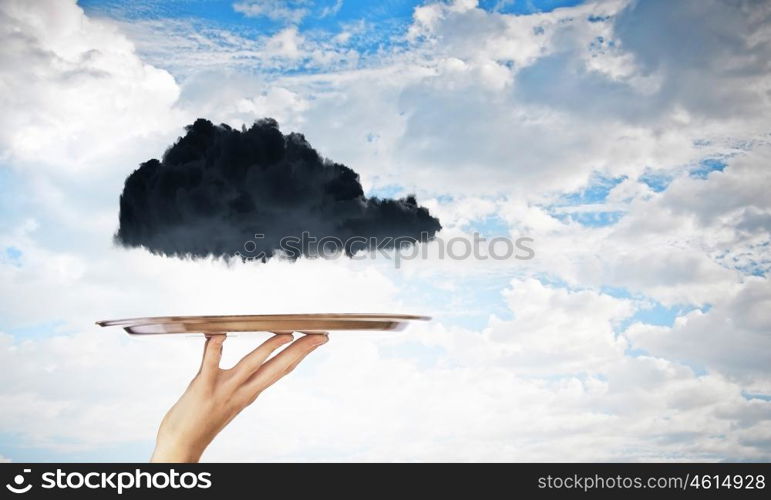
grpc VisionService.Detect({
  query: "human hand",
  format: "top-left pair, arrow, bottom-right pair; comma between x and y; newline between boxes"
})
150,332 -> 328,462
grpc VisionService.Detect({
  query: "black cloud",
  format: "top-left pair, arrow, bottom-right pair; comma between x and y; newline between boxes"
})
115,118 -> 441,260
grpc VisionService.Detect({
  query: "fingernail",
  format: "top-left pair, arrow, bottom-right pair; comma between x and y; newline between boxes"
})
313,334 -> 329,346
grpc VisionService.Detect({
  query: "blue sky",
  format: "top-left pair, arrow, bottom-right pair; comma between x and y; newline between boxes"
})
79,0 -> 587,32
78,0 -> 588,73
1,0 -> 770,462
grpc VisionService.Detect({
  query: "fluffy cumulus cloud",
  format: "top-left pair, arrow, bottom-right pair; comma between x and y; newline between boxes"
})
1,0 -> 770,461
0,0 -> 181,172
628,277 -> 771,393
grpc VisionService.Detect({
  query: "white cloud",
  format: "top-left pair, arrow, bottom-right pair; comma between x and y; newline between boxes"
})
0,0 -> 182,173
233,1 -> 309,24
106,18 -> 360,78
613,0 -> 771,121
264,26 -> 305,59
485,279 -> 633,375
627,277 -> 771,392
320,0 -> 343,19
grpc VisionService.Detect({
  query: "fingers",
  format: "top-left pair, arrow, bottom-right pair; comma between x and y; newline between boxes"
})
238,334 -> 328,400
199,334 -> 226,375
228,333 -> 294,383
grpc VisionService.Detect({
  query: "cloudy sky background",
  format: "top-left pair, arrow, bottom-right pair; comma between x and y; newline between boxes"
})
1,0 -> 770,461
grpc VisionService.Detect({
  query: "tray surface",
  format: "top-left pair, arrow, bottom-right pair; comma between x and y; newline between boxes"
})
96,313 -> 430,335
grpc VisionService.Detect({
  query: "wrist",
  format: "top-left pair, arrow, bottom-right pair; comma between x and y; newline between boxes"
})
150,440 -> 203,463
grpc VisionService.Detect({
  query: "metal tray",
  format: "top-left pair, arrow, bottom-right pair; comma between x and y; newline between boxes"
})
97,313 -> 430,335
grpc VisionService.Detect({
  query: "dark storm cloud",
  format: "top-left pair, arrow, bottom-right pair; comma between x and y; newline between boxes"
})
115,118 -> 441,261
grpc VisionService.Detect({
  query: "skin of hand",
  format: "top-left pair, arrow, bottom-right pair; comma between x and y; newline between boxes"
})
150,332 -> 328,462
